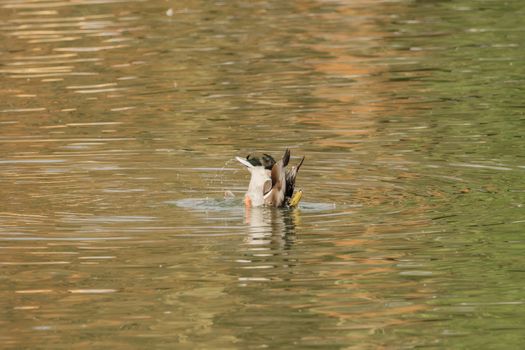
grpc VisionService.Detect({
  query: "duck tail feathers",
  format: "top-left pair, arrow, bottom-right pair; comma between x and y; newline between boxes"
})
282,148 -> 291,167
296,156 -> 305,173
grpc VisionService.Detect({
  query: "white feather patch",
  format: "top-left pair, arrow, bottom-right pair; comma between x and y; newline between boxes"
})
236,156 -> 254,169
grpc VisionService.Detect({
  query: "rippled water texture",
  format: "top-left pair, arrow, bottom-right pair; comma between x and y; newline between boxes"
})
1,0 -> 524,348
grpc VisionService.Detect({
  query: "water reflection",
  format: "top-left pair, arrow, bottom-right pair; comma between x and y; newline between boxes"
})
244,207 -> 297,246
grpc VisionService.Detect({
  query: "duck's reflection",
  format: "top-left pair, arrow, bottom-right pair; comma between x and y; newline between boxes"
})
243,206 -> 300,250
236,207 -> 300,285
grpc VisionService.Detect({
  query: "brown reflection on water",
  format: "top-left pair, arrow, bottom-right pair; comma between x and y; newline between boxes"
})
294,0 -> 431,208
280,0 -> 437,335
306,221 -> 435,334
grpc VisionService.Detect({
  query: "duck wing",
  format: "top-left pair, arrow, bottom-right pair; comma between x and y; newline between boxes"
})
264,149 -> 290,207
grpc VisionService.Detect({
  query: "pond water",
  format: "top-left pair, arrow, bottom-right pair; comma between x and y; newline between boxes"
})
1,0 -> 524,348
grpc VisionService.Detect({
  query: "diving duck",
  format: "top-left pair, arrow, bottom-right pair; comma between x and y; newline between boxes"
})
236,149 -> 305,208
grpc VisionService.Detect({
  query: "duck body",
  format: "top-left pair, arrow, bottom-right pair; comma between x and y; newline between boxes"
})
244,165 -> 270,207
236,149 -> 304,208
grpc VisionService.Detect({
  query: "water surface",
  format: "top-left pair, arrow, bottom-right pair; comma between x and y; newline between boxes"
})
1,0 -> 524,348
